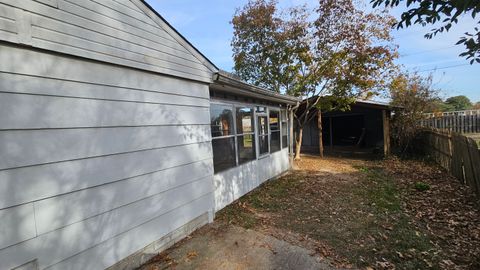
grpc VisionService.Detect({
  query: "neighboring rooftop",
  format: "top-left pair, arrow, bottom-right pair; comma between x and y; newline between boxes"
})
299,96 -> 401,111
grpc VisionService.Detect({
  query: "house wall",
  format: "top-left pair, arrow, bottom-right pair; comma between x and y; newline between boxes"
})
214,143 -> 290,211
0,43 -> 215,270
0,0 -> 213,83
0,1 -> 293,269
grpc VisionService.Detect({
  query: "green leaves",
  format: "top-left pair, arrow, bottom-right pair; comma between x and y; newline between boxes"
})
389,72 -> 440,153
232,0 -> 398,154
370,0 -> 480,63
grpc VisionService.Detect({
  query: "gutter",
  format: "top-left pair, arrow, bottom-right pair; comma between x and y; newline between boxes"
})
212,72 -> 300,105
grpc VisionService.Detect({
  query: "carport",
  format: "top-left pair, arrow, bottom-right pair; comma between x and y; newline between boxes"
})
299,100 -> 393,156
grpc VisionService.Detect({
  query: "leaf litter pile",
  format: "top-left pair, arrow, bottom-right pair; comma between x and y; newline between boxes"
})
216,155 -> 480,269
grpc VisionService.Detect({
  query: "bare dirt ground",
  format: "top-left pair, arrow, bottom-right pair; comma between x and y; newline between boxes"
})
138,223 -> 339,270
139,155 -> 480,270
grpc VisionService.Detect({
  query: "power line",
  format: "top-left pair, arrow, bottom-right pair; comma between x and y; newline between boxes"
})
417,63 -> 470,72
400,45 -> 456,57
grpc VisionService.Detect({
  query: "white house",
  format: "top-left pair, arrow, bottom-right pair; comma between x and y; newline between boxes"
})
0,1 -> 298,269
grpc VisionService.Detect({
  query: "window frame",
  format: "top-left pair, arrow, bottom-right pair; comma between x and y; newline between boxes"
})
268,108 -> 281,153
280,109 -> 288,149
210,103 -> 236,173
256,106 -> 270,157
210,99 -> 289,173
236,106 -> 256,165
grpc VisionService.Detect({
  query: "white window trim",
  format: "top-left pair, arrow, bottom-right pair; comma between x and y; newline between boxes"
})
210,99 -> 289,170
280,109 -> 288,149
268,108 -> 281,154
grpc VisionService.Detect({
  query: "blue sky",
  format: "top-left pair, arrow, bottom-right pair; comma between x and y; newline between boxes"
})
146,0 -> 480,103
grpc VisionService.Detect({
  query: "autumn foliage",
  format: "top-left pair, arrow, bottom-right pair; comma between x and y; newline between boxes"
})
389,72 -> 440,153
231,0 -> 398,158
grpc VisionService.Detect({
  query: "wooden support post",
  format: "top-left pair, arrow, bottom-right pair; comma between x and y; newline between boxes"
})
289,108 -> 294,166
318,110 -> 324,158
382,110 -> 391,156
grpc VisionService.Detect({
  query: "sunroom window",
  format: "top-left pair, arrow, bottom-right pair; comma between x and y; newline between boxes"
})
257,115 -> 269,155
211,103 -> 288,173
269,110 -> 281,153
281,110 -> 288,148
236,107 -> 256,164
211,104 -> 236,173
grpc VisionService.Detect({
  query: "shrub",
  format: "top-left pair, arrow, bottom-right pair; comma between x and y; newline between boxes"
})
414,182 -> 430,192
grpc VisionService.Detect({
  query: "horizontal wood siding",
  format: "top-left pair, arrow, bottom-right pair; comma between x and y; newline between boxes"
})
46,197 -> 211,270
0,0 -> 213,82
0,45 -> 214,270
0,204 -> 36,250
0,44 -> 209,99
0,126 -> 210,170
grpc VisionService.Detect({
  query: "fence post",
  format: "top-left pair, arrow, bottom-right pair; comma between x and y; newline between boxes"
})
466,138 -> 480,194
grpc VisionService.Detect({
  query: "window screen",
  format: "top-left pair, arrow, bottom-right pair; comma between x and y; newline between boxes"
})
281,110 -> 288,148
210,104 -> 236,173
270,110 -> 281,153
236,107 -> 255,164
258,115 -> 269,155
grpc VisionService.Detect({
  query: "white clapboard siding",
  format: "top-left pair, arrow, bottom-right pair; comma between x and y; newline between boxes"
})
0,142 -> 212,209
34,0 -> 58,8
0,0 -> 214,82
30,22 -> 208,75
0,193 -> 213,270
46,197 -> 211,270
0,44 -> 209,99
0,203 -> 36,250
86,0 -> 161,29
0,1 -> 217,269
0,93 -> 210,129
113,0 -> 143,14
50,3 -> 194,60
0,4 -> 15,32
0,3 -> 18,42
0,125 -> 210,170
59,0 -> 178,45
34,163 -> 213,235
0,73 -> 210,107
30,14 -> 207,71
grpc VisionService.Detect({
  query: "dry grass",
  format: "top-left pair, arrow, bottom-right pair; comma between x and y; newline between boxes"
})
216,155 -> 480,269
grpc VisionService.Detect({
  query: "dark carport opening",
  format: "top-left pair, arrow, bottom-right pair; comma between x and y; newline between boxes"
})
298,105 -> 390,156
323,114 -> 366,147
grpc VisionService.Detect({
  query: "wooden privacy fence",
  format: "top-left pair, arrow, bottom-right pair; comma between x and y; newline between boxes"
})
420,128 -> 480,197
420,114 -> 480,134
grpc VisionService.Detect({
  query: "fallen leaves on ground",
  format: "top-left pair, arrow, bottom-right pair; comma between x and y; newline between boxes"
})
217,154 -> 480,269
383,157 -> 480,269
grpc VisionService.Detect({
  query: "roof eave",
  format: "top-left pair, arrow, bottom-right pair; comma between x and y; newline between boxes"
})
212,73 -> 300,105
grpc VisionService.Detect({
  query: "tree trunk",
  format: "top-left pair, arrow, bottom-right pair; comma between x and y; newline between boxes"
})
294,127 -> 303,160
318,110 -> 324,158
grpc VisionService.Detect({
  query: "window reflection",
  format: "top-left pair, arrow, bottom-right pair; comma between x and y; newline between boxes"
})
210,105 -> 233,137
236,107 -> 253,134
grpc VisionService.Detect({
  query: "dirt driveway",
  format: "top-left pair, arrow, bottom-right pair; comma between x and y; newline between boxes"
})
139,155 -> 480,270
